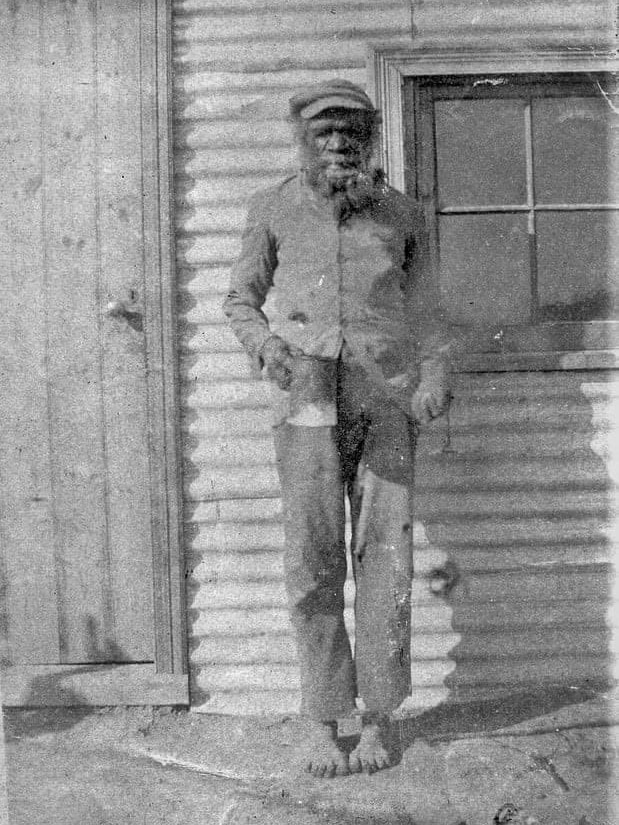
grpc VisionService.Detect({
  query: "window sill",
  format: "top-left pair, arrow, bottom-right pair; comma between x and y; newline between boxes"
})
454,349 -> 619,373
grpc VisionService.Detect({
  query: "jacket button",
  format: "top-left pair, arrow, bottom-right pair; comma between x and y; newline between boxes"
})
288,311 -> 309,325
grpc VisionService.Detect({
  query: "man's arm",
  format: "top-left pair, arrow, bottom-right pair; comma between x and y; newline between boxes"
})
223,192 -> 278,366
223,190 -> 303,389
405,203 -> 453,423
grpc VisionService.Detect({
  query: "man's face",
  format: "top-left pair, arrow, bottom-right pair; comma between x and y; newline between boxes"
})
303,109 -> 374,180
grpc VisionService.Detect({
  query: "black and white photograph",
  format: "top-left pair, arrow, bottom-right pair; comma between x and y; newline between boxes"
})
1,1 -> 618,823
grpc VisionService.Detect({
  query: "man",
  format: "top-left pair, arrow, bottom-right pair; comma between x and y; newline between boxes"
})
224,79 -> 451,777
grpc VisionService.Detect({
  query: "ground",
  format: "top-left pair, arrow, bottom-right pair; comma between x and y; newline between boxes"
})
3,686 -> 618,825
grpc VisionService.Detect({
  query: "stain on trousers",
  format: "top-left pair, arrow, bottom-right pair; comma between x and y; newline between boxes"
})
273,357 -> 416,721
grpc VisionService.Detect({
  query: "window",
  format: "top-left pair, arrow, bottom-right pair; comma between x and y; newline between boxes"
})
372,51 -> 619,369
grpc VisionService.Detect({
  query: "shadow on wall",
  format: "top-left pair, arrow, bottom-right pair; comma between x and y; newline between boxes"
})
171,193 -> 208,705
402,354 -> 615,738
173,261 -> 208,709
170,38 -> 213,709
2,615 -> 131,737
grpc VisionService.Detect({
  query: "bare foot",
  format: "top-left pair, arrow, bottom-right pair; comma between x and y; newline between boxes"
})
349,716 -> 391,774
300,720 -> 349,778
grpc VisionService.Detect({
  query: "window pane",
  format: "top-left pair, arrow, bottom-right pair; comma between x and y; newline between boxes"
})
536,211 -> 619,321
532,97 -> 619,203
439,215 -> 531,324
435,99 -> 528,206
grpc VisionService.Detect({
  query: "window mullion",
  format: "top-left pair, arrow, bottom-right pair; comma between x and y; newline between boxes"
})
524,98 -> 539,322
535,203 -> 619,211
438,205 -> 530,214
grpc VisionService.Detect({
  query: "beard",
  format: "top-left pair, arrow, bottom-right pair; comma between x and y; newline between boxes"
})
303,163 -> 386,223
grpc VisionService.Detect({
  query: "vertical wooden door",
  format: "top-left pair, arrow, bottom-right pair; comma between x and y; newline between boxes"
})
0,0 -> 186,705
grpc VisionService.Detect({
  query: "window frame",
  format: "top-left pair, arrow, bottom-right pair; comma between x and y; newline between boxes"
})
368,46 -> 619,372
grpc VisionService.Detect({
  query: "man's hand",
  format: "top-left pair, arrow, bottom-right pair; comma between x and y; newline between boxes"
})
410,366 -> 451,425
260,335 -> 303,391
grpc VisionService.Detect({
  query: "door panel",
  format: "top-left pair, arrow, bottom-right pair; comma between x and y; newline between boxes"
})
0,0 -> 185,697
0,6 -> 60,666
42,0 -> 132,665
96,4 -> 155,663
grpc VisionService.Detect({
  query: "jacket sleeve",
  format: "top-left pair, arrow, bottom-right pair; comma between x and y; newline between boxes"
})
222,191 -> 278,365
404,202 -> 454,383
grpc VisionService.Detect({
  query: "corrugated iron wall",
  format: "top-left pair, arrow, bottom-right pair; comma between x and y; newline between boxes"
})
411,0 -> 616,51
410,370 -> 617,706
172,0 -> 414,715
171,0 -> 618,713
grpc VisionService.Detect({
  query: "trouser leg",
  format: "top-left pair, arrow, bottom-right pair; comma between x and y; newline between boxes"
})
273,423 -> 357,721
346,402 -> 416,715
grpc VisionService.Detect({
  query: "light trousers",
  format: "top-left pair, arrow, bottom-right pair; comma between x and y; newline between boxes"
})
273,357 -> 416,721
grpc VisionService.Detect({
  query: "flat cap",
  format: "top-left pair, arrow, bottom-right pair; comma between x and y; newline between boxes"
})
289,79 -> 377,120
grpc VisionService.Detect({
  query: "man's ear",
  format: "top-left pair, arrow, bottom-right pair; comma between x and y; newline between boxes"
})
294,119 -> 321,167
290,114 -> 314,141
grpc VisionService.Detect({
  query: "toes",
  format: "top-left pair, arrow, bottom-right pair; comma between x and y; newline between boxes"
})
352,754 -> 374,774
322,755 -> 349,779
306,758 -> 340,779
363,753 -> 379,774
349,745 -> 391,775
378,753 -> 391,770
306,759 -> 322,777
349,752 -> 362,774
313,763 -> 327,779
324,762 -> 337,779
335,759 -> 350,777
374,748 -> 391,771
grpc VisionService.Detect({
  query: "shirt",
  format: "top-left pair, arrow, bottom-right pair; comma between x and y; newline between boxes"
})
223,173 -> 450,410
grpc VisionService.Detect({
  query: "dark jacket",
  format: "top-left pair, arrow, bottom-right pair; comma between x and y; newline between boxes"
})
223,173 -> 451,410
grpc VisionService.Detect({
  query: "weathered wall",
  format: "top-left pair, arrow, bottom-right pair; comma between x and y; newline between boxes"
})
410,369 -> 617,707
411,0 -> 616,51
171,0 -> 618,713
1,0 -> 188,707
0,0 -> 155,668
172,0 -> 415,714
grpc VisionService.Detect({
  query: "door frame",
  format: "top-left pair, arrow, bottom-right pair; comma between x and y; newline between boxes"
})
140,0 -> 187,680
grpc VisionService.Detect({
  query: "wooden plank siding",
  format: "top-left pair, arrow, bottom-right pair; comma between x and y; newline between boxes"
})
95,4 -> 156,663
0,3 -> 60,665
1,0 -> 187,705
171,0 -> 618,714
41,1 -> 119,662
0,0 -> 151,665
